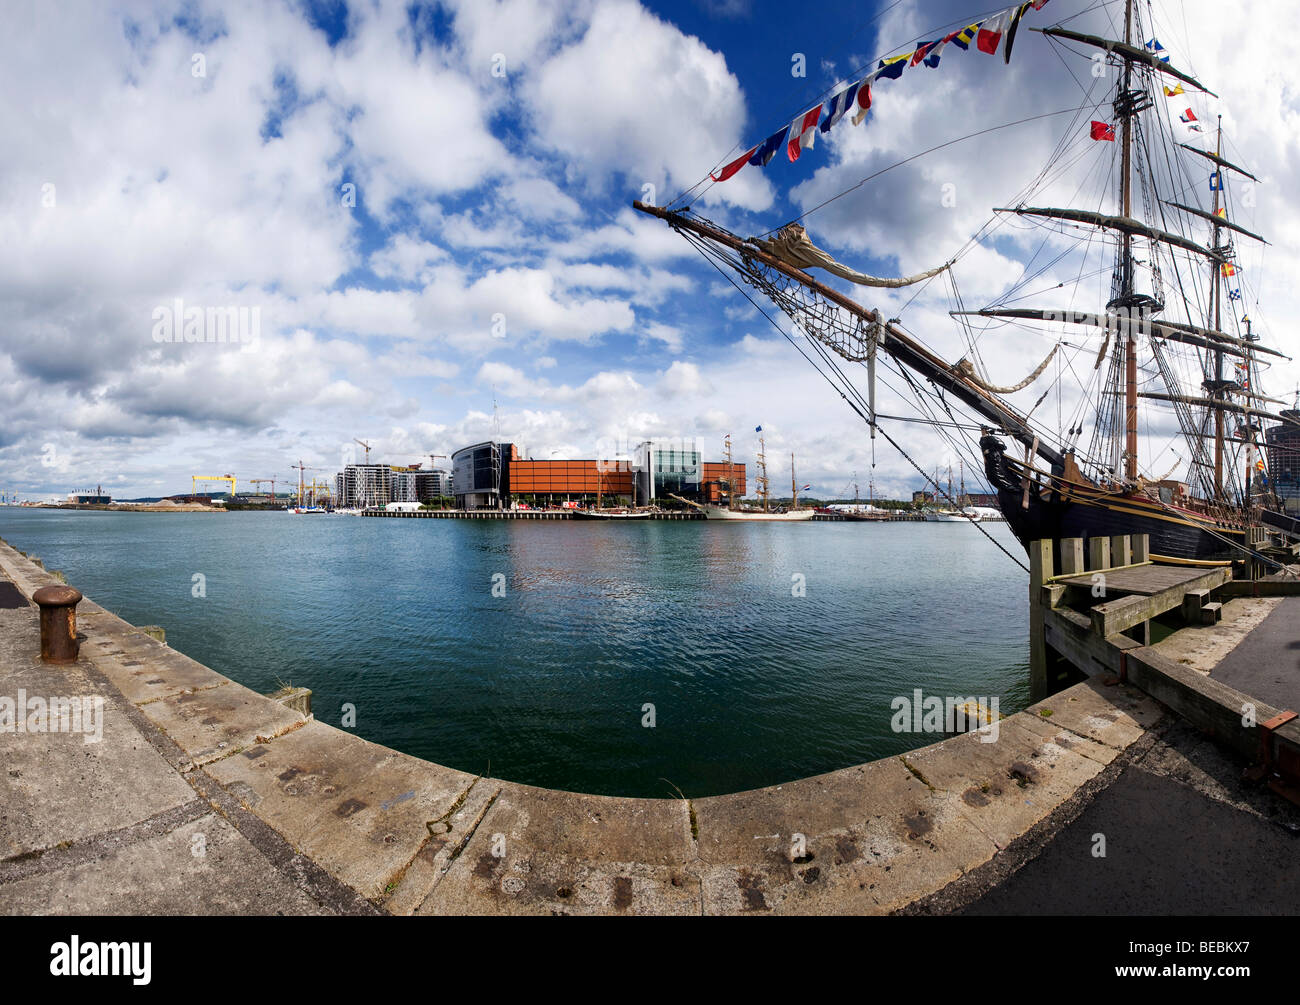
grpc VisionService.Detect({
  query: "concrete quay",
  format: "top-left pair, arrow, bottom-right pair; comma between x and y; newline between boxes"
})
1,535 -> 1295,915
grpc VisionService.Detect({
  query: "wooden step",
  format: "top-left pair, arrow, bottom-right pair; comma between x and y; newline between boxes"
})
1181,589 -> 1211,620
1197,601 -> 1223,625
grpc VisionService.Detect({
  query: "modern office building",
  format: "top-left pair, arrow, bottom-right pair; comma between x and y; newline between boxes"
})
701,462 -> 747,504
633,439 -> 702,504
446,437 -> 749,509
452,442 -> 513,509
1265,410 -> 1300,514
510,459 -> 636,505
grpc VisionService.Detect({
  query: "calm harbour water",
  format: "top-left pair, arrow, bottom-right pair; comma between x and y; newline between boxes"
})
0,508 -> 1029,797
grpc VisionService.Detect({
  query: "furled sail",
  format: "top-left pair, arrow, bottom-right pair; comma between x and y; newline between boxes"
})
751,224 -> 950,288
955,344 -> 1058,394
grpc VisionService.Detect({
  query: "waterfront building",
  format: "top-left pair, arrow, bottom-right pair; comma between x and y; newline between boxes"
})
701,462 -> 747,504
414,469 -> 451,502
1265,409 -> 1300,515
452,442 -> 512,510
447,437 -> 747,509
336,464 -> 393,508
509,458 -> 636,506
390,467 -> 419,503
633,439 -> 702,505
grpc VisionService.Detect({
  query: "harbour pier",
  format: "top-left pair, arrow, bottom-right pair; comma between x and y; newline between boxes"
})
2,533 -> 1298,915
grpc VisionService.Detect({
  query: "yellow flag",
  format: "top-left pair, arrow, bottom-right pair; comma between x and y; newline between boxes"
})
1164,84 -> 1185,97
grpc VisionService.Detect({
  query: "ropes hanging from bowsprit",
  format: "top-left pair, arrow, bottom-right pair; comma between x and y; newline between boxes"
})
954,344 -> 1058,394
750,224 -> 951,288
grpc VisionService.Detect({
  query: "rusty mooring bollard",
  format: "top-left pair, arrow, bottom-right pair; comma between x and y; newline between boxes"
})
32,585 -> 83,664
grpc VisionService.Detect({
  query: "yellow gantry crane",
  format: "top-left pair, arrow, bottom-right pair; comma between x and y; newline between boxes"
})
191,474 -> 236,498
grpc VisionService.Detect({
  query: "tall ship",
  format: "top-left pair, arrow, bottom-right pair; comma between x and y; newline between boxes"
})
635,0 -> 1292,564
680,431 -> 815,521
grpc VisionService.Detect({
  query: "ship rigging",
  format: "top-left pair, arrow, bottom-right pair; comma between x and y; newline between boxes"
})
634,0 -> 1294,567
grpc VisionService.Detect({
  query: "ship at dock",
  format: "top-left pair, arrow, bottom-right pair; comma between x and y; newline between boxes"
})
635,0 -> 1294,565
678,430 -> 815,521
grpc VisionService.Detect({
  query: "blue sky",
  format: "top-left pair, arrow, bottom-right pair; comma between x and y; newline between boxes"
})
2,0 -> 1295,501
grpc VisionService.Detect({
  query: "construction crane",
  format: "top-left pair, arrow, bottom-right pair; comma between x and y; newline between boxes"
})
290,462 -> 326,508
191,474 -> 236,499
247,478 -> 277,504
354,438 -> 373,465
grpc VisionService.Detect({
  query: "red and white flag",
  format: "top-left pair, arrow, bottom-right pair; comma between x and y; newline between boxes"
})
711,146 -> 756,183
977,7 -> 1015,54
1089,120 -> 1116,141
786,105 -> 822,161
851,83 -> 873,126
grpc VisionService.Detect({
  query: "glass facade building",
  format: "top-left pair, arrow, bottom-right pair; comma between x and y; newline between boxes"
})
634,439 -> 701,504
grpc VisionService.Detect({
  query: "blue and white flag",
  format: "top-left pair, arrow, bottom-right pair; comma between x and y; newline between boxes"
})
755,425 -> 763,432
821,81 -> 862,133
1145,38 -> 1169,62
747,126 -> 790,168
1229,288 -> 1242,301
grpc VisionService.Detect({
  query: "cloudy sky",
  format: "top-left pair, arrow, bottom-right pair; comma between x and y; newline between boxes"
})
2,0 -> 1296,501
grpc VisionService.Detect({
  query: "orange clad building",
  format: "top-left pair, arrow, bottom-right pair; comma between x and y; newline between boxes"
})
508,460 -> 636,499
701,462 -> 747,503
506,458 -> 744,505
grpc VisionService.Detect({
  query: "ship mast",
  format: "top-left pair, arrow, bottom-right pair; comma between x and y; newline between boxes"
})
1211,116 -> 1225,500
791,454 -> 798,510
724,433 -> 734,510
1120,0 -> 1139,483
756,431 -> 769,512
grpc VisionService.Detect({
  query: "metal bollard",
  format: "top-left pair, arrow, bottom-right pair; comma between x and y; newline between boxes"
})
32,585 -> 83,664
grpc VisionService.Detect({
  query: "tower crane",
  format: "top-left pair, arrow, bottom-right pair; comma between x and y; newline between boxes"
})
354,438 -> 373,465
290,462 -> 327,508
248,478 -> 277,504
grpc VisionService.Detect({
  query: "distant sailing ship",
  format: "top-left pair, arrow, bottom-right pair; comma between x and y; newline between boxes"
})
636,0 -> 1292,564
681,431 -> 815,521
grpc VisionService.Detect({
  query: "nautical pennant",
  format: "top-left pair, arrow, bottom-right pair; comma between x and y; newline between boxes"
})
1145,38 -> 1170,62
1163,84 -> 1184,97
876,54 -> 909,80
1229,287 -> 1242,301
711,145 -> 757,182
923,36 -> 954,67
706,1 -> 1051,183
787,104 -> 823,161
748,126 -> 789,168
1214,206 -> 1227,218
850,83 -> 873,126
911,40 -> 940,66
1221,262 -> 1237,277
1090,120 -> 1116,141
1209,171 -> 1222,190
950,22 -> 982,50
820,81 -> 862,133
1004,2 -> 1037,64
977,7 -> 1015,55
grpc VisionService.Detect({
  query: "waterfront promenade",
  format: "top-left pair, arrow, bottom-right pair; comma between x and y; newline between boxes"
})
1,536 -> 1296,915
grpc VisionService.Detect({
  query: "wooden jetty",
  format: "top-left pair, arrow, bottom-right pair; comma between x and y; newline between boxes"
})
1028,533 -> 1300,803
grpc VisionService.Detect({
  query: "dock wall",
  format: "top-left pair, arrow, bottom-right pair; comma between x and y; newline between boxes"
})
0,535 -> 1159,915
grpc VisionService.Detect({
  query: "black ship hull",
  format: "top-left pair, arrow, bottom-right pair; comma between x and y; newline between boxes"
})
980,435 -> 1243,562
